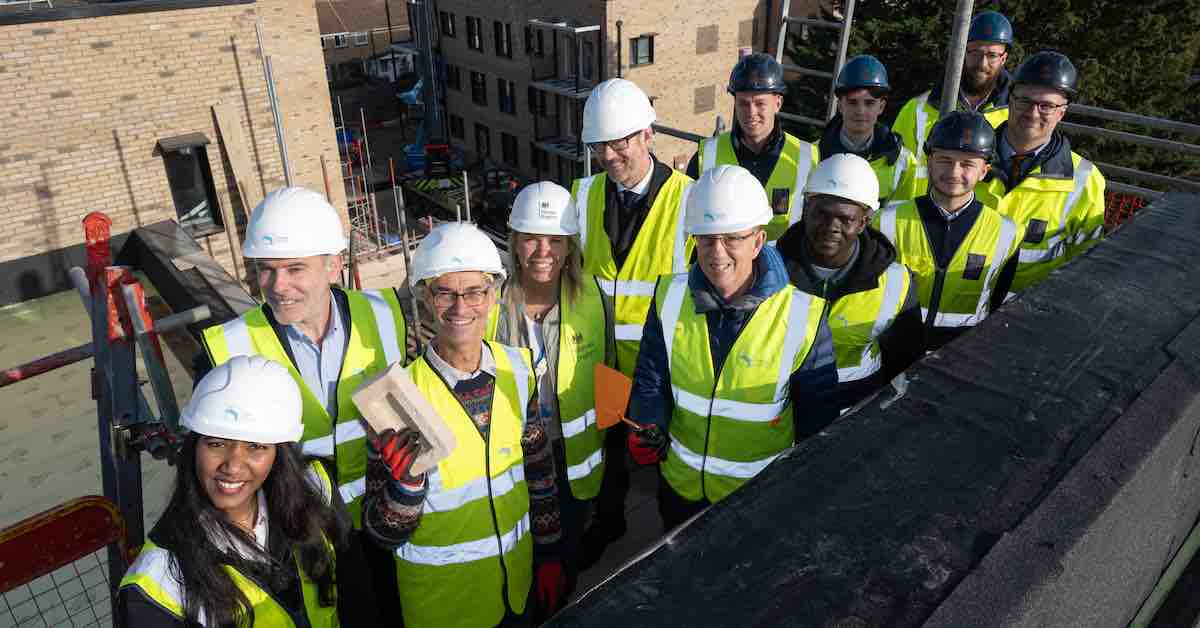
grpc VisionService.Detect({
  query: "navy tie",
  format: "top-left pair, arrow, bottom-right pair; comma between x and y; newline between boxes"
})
621,190 -> 639,210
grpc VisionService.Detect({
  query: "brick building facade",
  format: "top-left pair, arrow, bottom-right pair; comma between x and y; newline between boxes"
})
0,0 -> 343,304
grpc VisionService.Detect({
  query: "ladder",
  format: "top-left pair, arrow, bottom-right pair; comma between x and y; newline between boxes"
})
773,0 -> 858,127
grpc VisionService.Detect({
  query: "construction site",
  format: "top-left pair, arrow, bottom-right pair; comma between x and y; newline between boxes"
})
1,0 -> 1199,626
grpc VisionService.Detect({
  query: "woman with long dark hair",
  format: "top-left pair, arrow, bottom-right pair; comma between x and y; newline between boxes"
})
118,355 -> 377,627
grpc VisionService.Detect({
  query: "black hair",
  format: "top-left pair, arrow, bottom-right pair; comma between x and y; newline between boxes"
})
151,433 -> 345,626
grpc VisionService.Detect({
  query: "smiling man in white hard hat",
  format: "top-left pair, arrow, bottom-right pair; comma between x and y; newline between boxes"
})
570,77 -> 696,566
625,165 -> 838,530
198,186 -> 409,621
360,221 -> 565,628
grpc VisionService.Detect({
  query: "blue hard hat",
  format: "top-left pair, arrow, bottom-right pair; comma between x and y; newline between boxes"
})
925,110 -> 995,160
727,53 -> 786,95
1014,50 -> 1079,99
968,11 -> 1014,46
835,55 -> 889,95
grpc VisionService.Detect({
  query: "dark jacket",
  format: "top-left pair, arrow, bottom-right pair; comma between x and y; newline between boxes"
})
604,157 -> 676,268
912,195 -> 1017,350
927,68 -> 1013,113
818,114 -> 906,166
629,245 -> 839,443
777,223 -> 923,412
684,122 -> 787,187
985,123 -> 1076,192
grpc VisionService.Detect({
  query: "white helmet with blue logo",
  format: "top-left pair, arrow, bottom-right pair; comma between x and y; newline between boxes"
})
684,165 -> 773,236
242,186 -> 348,259
181,355 -> 304,444
409,221 -> 506,288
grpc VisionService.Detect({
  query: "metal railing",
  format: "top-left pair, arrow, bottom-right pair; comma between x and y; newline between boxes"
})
1064,103 -> 1200,199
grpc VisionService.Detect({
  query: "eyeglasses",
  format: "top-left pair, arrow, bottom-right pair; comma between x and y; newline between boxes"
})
965,49 -> 1007,63
695,231 -> 759,248
1011,95 -> 1069,115
586,130 -> 641,154
430,287 -> 490,308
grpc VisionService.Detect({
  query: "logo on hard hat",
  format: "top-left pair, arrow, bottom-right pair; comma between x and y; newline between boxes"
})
225,408 -> 240,422
1039,64 -> 1054,81
262,234 -> 288,246
704,212 -> 718,222
960,127 -> 974,146
450,256 -> 464,264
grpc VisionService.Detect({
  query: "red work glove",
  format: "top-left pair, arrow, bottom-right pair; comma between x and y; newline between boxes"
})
627,424 -> 668,465
374,429 -> 423,482
536,560 -> 566,615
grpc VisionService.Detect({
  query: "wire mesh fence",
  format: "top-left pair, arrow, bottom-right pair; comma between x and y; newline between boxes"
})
0,548 -> 113,628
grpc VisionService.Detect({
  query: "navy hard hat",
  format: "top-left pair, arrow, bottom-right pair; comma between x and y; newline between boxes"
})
835,55 -> 889,95
968,11 -> 1014,46
1014,50 -> 1079,99
925,110 -> 996,160
728,53 -> 786,95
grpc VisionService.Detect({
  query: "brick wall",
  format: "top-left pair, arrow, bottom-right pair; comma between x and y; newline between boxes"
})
0,1 -> 340,282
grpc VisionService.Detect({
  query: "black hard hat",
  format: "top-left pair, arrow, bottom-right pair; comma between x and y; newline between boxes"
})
835,55 -> 889,95
1014,50 -> 1079,99
968,11 -> 1014,46
925,110 -> 995,160
728,53 -> 786,95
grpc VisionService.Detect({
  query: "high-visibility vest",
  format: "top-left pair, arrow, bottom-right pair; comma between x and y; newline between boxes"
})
119,462 -> 339,628
870,147 -> 921,207
826,262 -> 912,384
976,152 -> 1106,296
484,276 -> 609,499
696,131 -> 819,244
874,201 -> 1021,331
395,341 -> 535,628
893,91 -> 1010,195
656,274 -> 825,503
201,289 -> 407,526
573,170 -> 694,376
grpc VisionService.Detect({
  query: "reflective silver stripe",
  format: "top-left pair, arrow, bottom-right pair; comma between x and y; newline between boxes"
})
397,513 -> 530,566
566,448 -> 604,481
424,465 -> 525,513
597,279 -> 657,297
975,218 -> 1019,319
873,264 -> 908,340
775,289 -> 816,401
922,307 -> 977,328
122,546 -> 191,621
1018,245 -> 1057,264
338,476 -> 367,504
701,137 -> 718,173
672,182 -> 693,273
878,206 -> 899,243
302,420 -> 367,457
671,385 -> 785,422
669,438 -> 780,479
915,166 -> 928,180
1059,160 -> 1094,243
561,408 -> 596,438
788,144 -> 813,227
913,93 -> 929,158
575,175 -> 596,252
892,148 -> 909,192
502,345 -> 531,422
837,351 -> 882,382
363,290 -> 403,366
615,324 -> 644,341
659,274 -> 690,375
223,317 -> 253,356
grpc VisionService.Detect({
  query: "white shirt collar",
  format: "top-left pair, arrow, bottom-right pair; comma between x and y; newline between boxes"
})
615,159 -> 654,197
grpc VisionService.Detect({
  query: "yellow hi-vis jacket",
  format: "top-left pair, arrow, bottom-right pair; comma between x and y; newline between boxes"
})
573,170 -> 694,377
119,462 -> 339,628
395,342 -> 534,628
873,200 -> 1022,332
893,91 -> 1011,195
976,147 -> 1106,297
485,275 -> 611,499
696,130 -> 820,244
656,274 -> 825,503
827,262 -> 913,384
201,288 -> 407,527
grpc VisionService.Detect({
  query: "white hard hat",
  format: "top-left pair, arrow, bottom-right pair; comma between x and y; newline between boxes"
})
409,222 -> 506,287
804,154 -> 881,212
242,187 -> 348,259
181,355 -> 303,444
508,182 -> 578,235
581,78 -> 656,144
685,165 -> 773,236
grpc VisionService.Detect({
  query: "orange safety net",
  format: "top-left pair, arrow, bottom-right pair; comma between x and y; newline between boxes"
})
1105,191 -> 1148,229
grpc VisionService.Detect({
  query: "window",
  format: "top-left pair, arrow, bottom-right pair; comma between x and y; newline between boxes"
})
527,86 -> 547,115
446,64 -> 462,90
157,134 -> 222,236
321,36 -> 328,50
470,71 -> 487,105
494,21 -> 512,58
475,123 -> 490,157
353,32 -> 369,47
530,143 -> 549,171
466,16 -> 483,51
498,78 -> 516,114
501,133 -> 518,167
630,35 -> 654,66
333,34 -> 348,48
449,114 -> 465,139
439,11 -> 456,37
536,30 -> 545,57
582,41 -> 595,80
